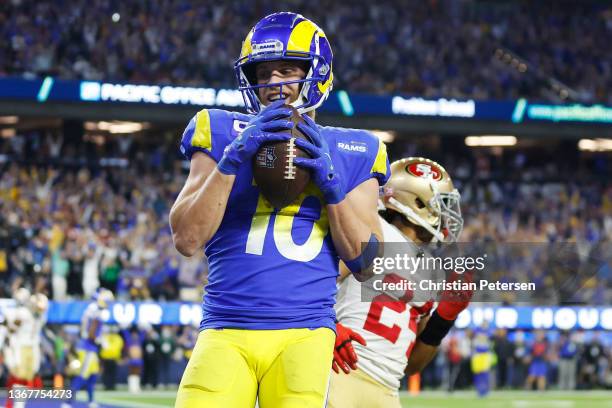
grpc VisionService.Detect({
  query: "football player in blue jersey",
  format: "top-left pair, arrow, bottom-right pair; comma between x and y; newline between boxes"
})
61,288 -> 113,408
171,12 -> 390,407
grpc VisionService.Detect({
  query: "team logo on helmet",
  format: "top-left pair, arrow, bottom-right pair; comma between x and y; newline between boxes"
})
385,157 -> 463,243
406,162 -> 443,181
234,12 -> 334,114
252,40 -> 284,56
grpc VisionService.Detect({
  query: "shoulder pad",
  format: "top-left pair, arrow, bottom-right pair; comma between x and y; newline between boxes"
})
325,126 -> 391,191
180,109 -> 251,161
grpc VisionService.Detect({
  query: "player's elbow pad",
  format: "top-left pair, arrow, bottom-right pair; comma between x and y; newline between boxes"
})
344,234 -> 379,276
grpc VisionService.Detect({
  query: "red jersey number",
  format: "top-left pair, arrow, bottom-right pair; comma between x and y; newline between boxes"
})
362,274 -> 413,344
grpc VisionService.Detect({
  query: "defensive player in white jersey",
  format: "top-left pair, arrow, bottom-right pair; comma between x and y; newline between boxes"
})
328,157 -> 471,408
3,289 -> 48,408
0,316 -> 6,357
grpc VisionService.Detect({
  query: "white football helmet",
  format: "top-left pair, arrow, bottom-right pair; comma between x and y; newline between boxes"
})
381,157 -> 463,242
30,293 -> 49,315
92,288 -> 114,310
14,287 -> 31,306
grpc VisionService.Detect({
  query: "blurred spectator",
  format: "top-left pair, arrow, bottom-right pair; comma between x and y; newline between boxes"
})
493,328 -> 514,389
66,240 -> 85,298
127,275 -> 152,301
512,331 -> 529,387
99,327 -> 124,391
142,328 -> 160,389
0,220 -> 9,297
459,330 -> 474,389
158,326 -> 177,389
51,327 -> 69,384
471,325 -> 493,397
446,334 -> 463,392
176,326 -> 197,364
82,244 -> 101,298
558,331 -> 579,390
99,232 -> 121,293
122,325 -> 145,394
0,0 -> 610,104
149,251 -> 179,301
525,330 -> 548,390
51,245 -> 69,300
579,333 -> 605,389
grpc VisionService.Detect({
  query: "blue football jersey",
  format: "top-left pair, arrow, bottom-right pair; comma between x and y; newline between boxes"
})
78,303 -> 103,351
180,109 -> 390,331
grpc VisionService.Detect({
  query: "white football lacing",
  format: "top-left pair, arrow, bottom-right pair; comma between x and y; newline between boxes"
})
285,137 -> 297,180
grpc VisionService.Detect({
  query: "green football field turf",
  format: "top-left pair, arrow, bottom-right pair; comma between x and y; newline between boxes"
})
90,390 -> 612,408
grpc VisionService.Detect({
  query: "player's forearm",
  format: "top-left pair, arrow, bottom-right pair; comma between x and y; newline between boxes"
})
89,320 -> 100,342
327,200 -> 375,261
327,199 -> 382,281
405,341 -> 439,376
170,168 -> 235,256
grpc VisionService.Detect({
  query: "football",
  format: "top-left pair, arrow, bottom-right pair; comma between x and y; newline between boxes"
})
252,105 -> 312,208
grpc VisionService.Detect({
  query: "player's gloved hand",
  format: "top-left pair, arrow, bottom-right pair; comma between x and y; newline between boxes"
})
217,100 -> 294,175
332,322 -> 367,374
293,115 -> 345,204
436,271 -> 474,321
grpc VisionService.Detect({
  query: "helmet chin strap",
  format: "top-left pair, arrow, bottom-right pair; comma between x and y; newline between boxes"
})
387,197 -> 445,242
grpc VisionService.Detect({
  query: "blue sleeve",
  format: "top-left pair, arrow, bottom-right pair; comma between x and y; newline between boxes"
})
179,109 -> 236,162
344,131 -> 391,192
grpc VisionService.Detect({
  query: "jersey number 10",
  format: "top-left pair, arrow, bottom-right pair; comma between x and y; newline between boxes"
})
245,184 -> 329,262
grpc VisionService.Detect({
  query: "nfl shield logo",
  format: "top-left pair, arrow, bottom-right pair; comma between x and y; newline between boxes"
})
255,146 -> 276,168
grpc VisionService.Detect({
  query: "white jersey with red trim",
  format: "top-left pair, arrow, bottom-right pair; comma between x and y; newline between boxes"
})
3,306 -> 46,378
0,324 -> 6,351
335,217 -> 433,391
6,306 -> 45,347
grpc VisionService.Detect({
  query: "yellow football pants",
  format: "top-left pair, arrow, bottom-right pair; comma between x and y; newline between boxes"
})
175,328 -> 335,408
471,352 -> 492,374
77,349 -> 100,379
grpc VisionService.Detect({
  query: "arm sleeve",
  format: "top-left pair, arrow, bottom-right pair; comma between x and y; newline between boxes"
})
179,109 -> 235,162
179,109 -> 216,161
345,133 -> 391,192
369,138 -> 391,185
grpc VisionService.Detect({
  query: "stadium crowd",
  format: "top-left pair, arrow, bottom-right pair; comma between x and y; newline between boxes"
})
0,130 -> 610,304
422,328 -> 612,391
0,130 -> 206,302
0,0 -> 610,103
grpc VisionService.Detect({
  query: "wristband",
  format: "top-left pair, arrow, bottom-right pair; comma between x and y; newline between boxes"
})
417,310 -> 455,346
344,234 -> 379,274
